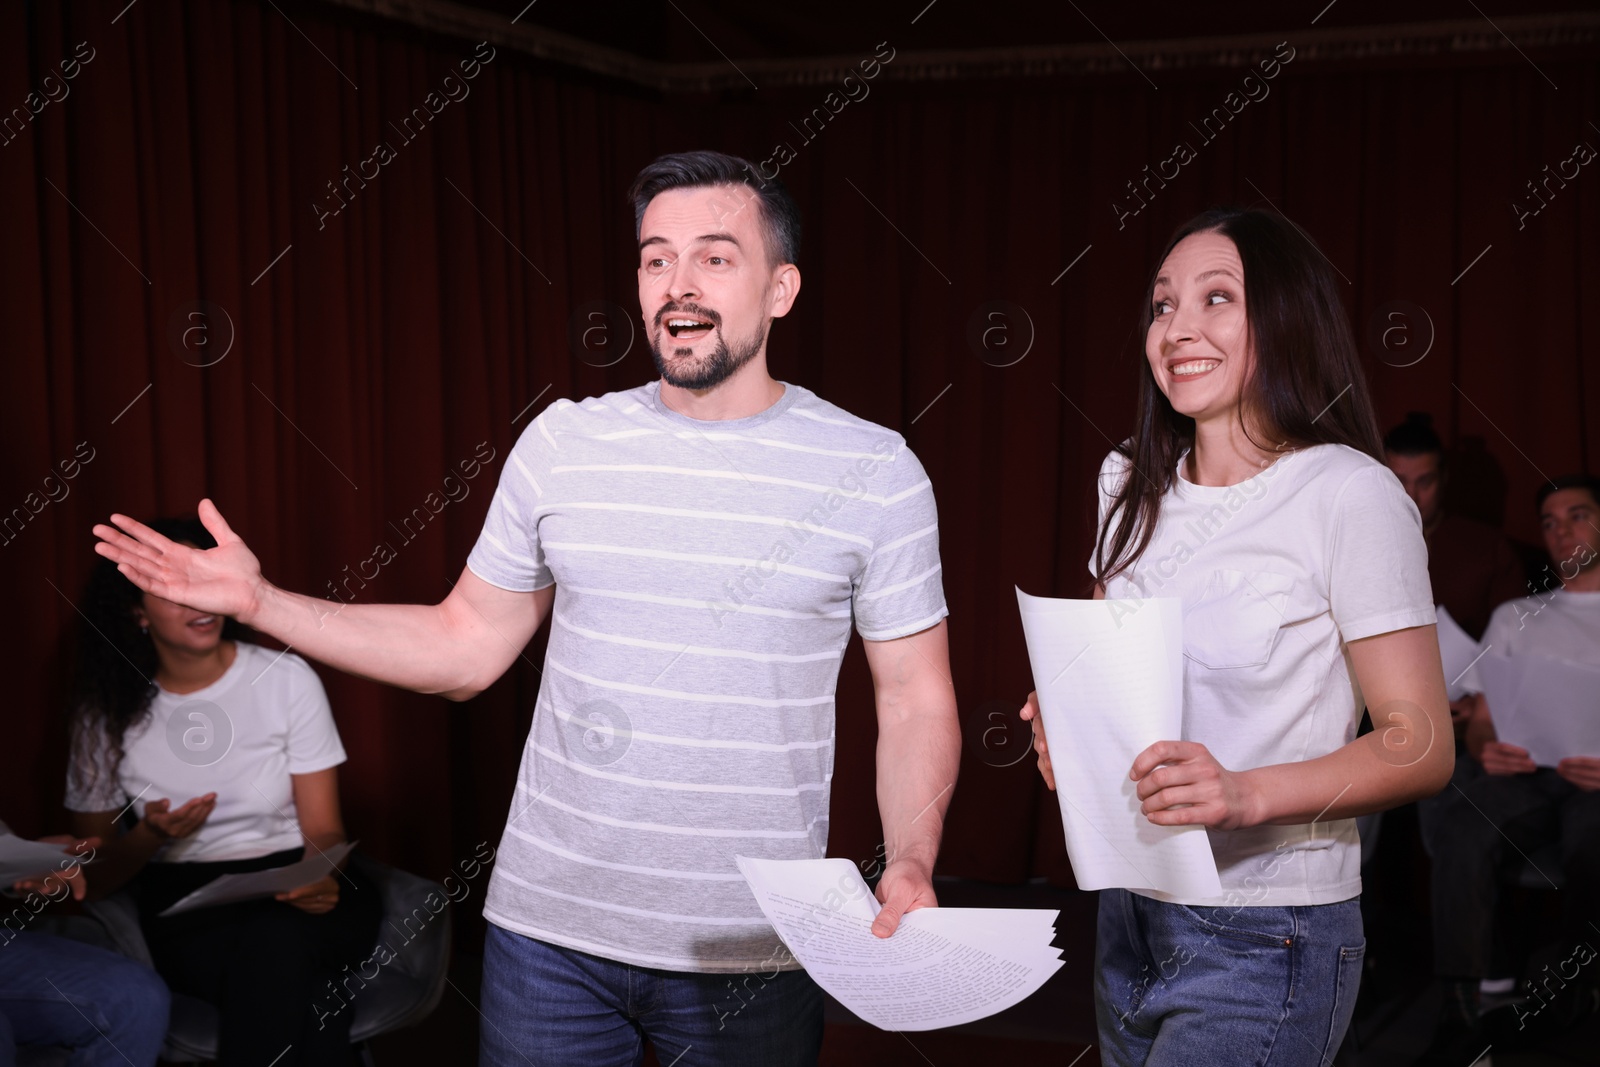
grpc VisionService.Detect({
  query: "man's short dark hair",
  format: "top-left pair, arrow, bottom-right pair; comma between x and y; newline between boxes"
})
628,151 -> 802,268
1536,473 -> 1600,512
1383,411 -> 1443,458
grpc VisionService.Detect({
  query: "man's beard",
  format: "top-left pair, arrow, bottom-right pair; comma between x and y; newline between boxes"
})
650,303 -> 765,391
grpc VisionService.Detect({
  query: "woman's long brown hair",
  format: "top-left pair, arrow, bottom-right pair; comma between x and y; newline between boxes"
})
1093,207 -> 1384,586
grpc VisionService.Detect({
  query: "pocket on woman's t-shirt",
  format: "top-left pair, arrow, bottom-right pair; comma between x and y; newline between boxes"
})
1184,569 -> 1295,669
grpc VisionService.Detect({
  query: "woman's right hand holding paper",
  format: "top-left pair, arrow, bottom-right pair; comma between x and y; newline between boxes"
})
1018,690 -> 1056,791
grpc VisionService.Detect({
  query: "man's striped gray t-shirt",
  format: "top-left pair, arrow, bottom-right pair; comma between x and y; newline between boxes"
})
466,381 -> 947,972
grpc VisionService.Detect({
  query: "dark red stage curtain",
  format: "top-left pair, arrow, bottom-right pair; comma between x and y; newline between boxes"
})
3,2 -> 1596,907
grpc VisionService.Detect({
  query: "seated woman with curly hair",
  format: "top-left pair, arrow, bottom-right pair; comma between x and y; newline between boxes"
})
64,517 -> 381,1067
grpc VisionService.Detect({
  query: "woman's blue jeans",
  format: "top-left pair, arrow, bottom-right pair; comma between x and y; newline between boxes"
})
1095,889 -> 1365,1066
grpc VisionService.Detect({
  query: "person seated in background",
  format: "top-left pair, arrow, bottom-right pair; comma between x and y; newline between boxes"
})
62,518 -> 381,1067
1383,412 -> 1526,642
1384,414 -> 1527,744
1418,474 -> 1600,1062
0,822 -> 169,1066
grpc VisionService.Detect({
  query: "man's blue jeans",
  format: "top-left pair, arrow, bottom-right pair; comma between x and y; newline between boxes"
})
0,932 -> 170,1067
1095,889 -> 1365,1066
479,925 -> 824,1066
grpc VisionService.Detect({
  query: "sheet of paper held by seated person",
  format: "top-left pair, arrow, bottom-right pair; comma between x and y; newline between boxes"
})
158,841 -> 357,917
1476,653 -> 1600,768
736,856 -> 1063,1032
1016,589 -> 1221,899
0,834 -> 96,884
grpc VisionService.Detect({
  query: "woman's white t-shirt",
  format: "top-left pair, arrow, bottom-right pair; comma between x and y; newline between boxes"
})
65,643 -> 347,863
1090,443 -> 1434,907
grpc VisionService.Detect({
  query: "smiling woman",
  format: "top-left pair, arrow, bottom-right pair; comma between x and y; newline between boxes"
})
1102,208 -> 1387,572
1021,207 -> 1453,1066
62,517 -> 382,1067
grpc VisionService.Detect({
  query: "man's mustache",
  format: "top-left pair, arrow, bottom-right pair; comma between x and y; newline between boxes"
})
653,302 -> 722,330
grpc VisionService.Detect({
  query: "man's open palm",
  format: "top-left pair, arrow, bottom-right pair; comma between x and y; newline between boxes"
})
93,499 -> 263,620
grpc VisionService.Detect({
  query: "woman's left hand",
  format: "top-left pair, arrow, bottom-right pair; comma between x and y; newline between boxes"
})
277,874 -> 340,914
1131,740 -> 1261,831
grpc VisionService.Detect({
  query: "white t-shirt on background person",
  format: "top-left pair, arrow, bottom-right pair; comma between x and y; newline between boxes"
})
1461,589 -> 1600,692
1092,442 -> 1434,908
65,642 -> 347,863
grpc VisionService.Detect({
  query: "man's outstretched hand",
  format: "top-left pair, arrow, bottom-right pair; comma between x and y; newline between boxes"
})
93,499 -> 264,622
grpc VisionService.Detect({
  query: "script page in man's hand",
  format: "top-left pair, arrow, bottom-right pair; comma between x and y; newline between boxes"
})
736,856 -> 1062,1032
1017,589 -> 1220,898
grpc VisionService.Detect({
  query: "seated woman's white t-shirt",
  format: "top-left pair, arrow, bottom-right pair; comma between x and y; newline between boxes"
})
1091,443 -> 1434,907
66,643 -> 347,863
